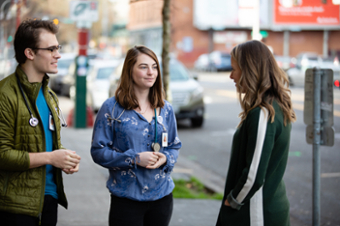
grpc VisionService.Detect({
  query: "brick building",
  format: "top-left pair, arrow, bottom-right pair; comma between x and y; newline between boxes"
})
128,0 -> 340,68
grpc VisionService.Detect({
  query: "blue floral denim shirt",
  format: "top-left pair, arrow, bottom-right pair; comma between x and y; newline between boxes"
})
91,97 -> 182,201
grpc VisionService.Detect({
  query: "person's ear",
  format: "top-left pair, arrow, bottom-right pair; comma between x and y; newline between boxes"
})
24,48 -> 34,61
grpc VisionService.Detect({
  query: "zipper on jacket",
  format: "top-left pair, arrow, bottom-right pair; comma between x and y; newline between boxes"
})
38,212 -> 42,225
34,83 -> 47,218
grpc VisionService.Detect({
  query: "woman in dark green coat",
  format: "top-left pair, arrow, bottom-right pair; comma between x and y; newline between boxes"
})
216,40 -> 296,226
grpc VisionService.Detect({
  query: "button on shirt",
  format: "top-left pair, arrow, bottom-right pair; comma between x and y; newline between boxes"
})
91,97 -> 182,201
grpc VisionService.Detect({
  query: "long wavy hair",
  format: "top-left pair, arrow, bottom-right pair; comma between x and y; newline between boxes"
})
231,40 -> 296,126
115,45 -> 165,110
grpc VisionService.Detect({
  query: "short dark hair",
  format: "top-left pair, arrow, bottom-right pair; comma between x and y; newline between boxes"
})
115,45 -> 165,109
14,19 -> 59,64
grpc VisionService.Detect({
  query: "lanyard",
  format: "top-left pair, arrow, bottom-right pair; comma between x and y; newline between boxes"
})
152,108 -> 160,152
154,108 -> 157,143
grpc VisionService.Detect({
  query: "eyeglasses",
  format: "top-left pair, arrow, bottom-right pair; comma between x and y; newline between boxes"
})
33,45 -> 62,55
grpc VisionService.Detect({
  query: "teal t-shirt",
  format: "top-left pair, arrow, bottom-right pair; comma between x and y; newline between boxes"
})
36,88 -> 58,199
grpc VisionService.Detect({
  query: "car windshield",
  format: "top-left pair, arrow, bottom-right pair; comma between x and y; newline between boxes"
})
97,67 -> 115,79
169,62 -> 189,81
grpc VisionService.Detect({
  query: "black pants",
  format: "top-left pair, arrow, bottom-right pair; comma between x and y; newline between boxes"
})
109,193 -> 173,226
0,195 -> 58,226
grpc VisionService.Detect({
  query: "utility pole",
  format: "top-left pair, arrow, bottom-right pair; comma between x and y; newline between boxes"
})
162,0 -> 171,101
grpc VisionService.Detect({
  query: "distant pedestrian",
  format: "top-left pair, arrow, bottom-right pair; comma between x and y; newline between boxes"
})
216,40 -> 296,226
91,45 -> 182,226
0,19 -> 81,226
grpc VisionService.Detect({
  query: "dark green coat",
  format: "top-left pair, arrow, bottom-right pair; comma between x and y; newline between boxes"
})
0,66 -> 67,217
216,101 -> 291,226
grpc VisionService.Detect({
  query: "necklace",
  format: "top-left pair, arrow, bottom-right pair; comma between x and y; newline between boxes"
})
138,104 -> 149,114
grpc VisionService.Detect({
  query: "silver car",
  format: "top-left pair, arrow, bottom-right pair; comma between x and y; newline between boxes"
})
70,59 -> 120,112
109,58 -> 205,127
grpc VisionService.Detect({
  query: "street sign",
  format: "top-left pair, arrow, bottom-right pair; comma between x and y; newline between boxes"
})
304,68 -> 334,147
304,68 -> 334,126
70,1 -> 98,22
306,125 -> 334,146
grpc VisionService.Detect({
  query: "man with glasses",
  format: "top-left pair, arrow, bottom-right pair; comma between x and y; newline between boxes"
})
0,19 -> 81,226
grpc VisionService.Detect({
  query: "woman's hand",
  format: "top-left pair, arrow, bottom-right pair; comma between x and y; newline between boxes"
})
137,152 -> 159,167
224,199 -> 231,206
146,152 -> 167,169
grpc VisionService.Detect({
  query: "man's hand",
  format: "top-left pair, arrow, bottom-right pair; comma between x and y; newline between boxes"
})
50,149 -> 81,170
146,152 -> 167,169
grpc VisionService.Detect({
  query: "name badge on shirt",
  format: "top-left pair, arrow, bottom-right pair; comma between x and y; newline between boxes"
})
49,113 -> 55,131
162,132 -> 168,147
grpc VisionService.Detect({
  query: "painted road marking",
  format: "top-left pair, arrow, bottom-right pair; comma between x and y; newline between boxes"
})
215,90 -> 340,118
321,172 -> 340,178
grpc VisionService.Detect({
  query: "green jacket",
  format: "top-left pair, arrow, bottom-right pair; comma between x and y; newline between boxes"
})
0,66 -> 67,217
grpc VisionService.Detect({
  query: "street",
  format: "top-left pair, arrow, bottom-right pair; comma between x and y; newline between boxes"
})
57,71 -> 340,226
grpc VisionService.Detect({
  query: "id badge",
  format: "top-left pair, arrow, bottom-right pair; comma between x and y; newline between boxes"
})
162,132 -> 168,147
49,113 -> 55,131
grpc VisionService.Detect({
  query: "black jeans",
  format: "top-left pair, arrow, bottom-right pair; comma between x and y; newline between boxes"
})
0,195 -> 58,226
109,193 -> 173,226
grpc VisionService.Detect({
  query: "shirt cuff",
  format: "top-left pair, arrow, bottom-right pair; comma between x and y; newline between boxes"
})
227,190 -> 244,210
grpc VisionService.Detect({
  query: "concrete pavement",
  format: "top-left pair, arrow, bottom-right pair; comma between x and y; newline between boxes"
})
57,127 -> 221,226
57,127 -> 305,226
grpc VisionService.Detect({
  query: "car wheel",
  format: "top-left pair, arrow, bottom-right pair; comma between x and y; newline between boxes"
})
288,77 -> 294,86
191,117 -> 204,128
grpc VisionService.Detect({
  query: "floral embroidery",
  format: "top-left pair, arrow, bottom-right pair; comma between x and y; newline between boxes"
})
143,128 -> 149,136
142,185 -> 149,194
111,179 -> 117,187
128,169 -> 136,178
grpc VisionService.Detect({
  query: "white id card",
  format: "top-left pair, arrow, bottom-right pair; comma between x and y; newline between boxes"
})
49,113 -> 55,131
162,132 -> 168,147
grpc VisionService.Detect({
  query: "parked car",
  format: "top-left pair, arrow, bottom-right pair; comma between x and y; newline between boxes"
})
60,60 -> 76,97
49,53 -> 76,93
320,56 -> 340,88
286,55 -> 340,87
194,53 -> 210,71
109,57 -> 205,127
208,51 -> 232,71
70,59 -> 120,112
294,52 -> 322,70
274,55 -> 294,71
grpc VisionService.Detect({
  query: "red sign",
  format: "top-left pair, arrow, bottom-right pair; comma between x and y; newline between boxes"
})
274,0 -> 340,25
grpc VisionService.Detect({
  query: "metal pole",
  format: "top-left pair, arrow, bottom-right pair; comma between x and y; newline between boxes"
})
323,30 -> 329,58
283,30 -> 290,57
312,68 -> 321,226
252,0 -> 260,40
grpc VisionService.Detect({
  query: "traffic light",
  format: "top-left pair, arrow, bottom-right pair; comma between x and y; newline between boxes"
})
321,0 -> 327,4
53,18 -> 59,25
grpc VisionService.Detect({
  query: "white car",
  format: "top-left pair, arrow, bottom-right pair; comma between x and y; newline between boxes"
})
70,59 -> 120,112
287,56 -> 340,87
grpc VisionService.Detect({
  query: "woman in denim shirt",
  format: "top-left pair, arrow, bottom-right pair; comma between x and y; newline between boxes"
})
91,46 -> 182,226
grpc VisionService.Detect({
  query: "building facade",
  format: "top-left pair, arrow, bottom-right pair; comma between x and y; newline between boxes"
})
128,0 -> 340,68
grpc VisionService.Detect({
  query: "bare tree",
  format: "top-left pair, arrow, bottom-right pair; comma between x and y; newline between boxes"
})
162,0 -> 171,101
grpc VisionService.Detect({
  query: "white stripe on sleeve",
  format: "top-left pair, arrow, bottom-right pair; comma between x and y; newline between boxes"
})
235,108 -> 268,203
250,187 -> 264,226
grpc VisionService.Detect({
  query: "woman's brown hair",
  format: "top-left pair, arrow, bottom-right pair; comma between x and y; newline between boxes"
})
231,40 -> 296,126
115,45 -> 165,109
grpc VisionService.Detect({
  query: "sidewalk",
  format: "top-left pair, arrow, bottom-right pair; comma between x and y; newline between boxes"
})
57,127 -> 305,226
57,127 -> 221,226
